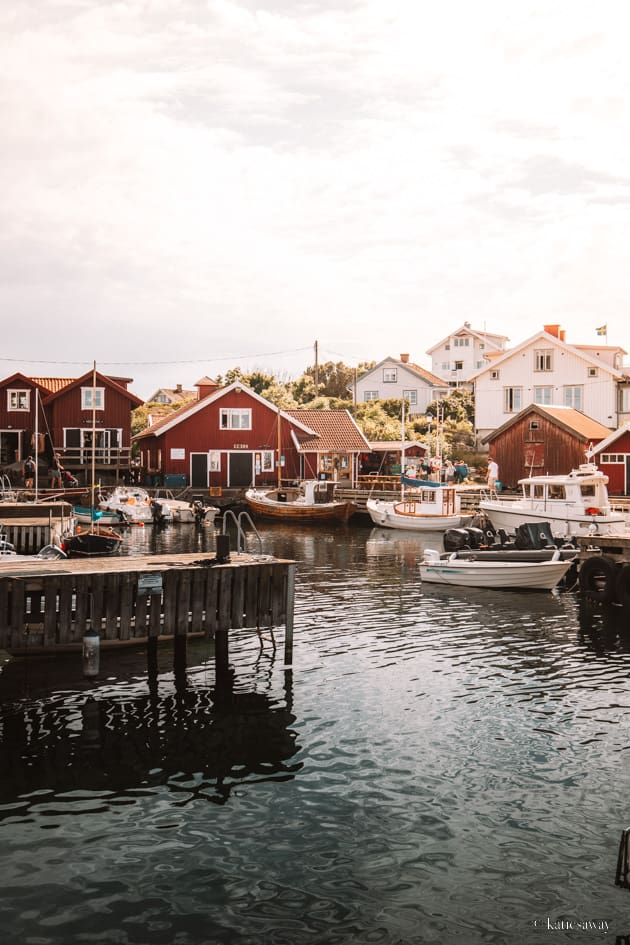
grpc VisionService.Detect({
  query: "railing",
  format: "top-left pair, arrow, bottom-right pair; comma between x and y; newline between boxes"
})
52,446 -> 134,469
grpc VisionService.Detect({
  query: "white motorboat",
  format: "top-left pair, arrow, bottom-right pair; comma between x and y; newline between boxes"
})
419,547 -> 576,590
98,486 -> 155,524
366,483 -> 473,531
479,463 -> 627,539
151,490 -> 218,526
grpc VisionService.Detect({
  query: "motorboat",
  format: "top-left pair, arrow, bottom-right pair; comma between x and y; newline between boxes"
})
151,490 -> 219,526
366,482 -> 473,532
479,463 -> 627,539
73,504 -> 124,526
245,480 -> 357,523
98,486 -> 155,524
419,547 -> 577,590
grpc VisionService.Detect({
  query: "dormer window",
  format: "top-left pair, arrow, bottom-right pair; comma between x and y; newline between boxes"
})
534,349 -> 553,372
81,387 -> 105,410
7,389 -> 30,411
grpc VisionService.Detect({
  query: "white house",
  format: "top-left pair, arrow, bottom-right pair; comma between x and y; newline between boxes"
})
426,322 -> 509,387
470,324 -> 627,443
351,354 -> 448,416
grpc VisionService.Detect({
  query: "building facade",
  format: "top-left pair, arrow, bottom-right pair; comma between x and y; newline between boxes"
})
426,322 -> 508,387
352,354 -> 448,417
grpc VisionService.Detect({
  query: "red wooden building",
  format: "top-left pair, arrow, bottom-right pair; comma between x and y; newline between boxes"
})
0,369 -> 142,484
134,382 -> 370,488
590,424 -> 630,495
483,404 -> 612,489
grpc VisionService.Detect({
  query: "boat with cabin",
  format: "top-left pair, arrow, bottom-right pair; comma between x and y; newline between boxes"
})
366,479 -> 473,531
98,485 -> 155,524
478,463 -> 627,539
245,479 -> 357,523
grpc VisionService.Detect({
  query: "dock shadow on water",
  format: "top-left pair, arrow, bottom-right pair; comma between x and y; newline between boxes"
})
3,521 -> 630,943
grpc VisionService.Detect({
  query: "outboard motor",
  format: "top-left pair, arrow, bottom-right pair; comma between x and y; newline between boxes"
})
464,527 -> 486,549
515,521 -> 557,550
152,500 -> 168,526
444,528 -> 473,552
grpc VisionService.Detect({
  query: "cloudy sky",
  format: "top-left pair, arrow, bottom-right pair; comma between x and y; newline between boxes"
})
2,0 -> 629,398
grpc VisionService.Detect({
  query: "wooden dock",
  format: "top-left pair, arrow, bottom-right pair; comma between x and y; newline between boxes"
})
0,552 -> 296,663
0,501 -> 75,553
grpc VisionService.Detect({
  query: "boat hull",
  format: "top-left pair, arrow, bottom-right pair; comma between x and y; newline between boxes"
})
245,492 -> 356,523
420,555 -> 573,589
366,498 -> 472,531
63,526 -> 123,557
479,500 -> 626,538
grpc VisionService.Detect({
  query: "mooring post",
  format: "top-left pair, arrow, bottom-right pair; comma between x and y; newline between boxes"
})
284,563 -> 296,666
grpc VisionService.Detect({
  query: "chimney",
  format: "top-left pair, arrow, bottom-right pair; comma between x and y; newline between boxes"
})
559,330 -> 566,342
196,377 -> 219,400
400,353 -> 410,363
176,383 -> 183,394
544,324 -> 560,338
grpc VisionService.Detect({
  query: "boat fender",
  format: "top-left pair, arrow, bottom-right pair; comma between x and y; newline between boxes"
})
615,563 -> 630,609
579,554 -> 617,605
77,526 -> 83,534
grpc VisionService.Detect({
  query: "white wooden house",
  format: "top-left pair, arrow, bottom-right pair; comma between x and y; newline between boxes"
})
426,322 -> 508,388
351,354 -> 448,417
471,324 -> 626,443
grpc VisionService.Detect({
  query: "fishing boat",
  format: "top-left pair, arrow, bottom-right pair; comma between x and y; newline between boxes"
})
419,547 -> 576,590
366,403 -> 472,532
245,479 -> 357,523
478,463 -> 627,539
73,504 -> 123,526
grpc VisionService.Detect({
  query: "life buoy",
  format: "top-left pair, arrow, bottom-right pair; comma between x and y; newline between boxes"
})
579,555 -> 617,604
585,507 -> 601,516
615,563 -> 630,609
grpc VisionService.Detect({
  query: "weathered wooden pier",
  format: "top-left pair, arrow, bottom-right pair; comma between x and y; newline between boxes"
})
0,501 -> 75,553
0,552 -> 296,665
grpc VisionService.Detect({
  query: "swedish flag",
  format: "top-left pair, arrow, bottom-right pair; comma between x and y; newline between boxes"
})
596,324 -> 607,336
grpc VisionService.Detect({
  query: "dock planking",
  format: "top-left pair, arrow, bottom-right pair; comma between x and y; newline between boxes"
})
0,552 -> 296,662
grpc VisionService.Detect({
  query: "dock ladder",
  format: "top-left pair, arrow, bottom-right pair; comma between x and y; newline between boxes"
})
222,509 -> 263,554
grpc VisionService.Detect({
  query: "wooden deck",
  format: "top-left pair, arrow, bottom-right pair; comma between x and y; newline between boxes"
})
0,552 -> 296,661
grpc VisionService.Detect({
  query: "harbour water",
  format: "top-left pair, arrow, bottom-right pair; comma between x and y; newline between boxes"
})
1,521 -> 630,943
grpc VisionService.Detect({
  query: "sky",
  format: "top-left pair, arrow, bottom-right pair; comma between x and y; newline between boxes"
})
2,0 -> 630,399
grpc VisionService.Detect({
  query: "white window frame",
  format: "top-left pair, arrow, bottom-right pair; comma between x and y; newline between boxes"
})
364,390 -> 379,401
209,451 -> 221,472
563,385 -> 583,410
490,370 -> 500,380
588,367 -> 598,378
81,387 -> 105,410
534,349 -> 553,372
7,389 -> 30,411
383,368 -> 397,383
504,387 -> 522,413
261,450 -> 274,471
220,408 -> 252,430
402,389 -> 418,406
534,386 -> 553,405
602,453 -> 625,463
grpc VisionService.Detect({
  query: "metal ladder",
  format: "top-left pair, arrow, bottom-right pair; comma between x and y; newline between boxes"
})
221,509 -> 263,554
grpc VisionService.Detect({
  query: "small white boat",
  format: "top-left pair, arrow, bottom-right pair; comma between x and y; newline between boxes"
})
151,490 -> 218,526
419,547 -> 576,590
479,463 -> 627,539
367,483 -> 473,532
98,486 -> 154,524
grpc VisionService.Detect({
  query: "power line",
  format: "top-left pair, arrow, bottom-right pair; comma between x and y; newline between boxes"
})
0,346 -> 313,367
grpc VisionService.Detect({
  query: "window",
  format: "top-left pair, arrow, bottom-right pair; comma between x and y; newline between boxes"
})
445,344 -> 450,351
620,388 -> 630,412
454,361 -> 463,371
534,386 -> 553,405
490,370 -> 500,380
383,368 -> 397,383
588,368 -> 598,378
220,408 -> 251,430
476,361 -> 485,369
529,420 -> 540,430
209,451 -> 221,472
364,390 -> 379,401
479,343 -> 485,350
504,387 -> 522,412
564,385 -> 583,410
7,389 -> 30,410
402,389 -> 418,405
602,453 -> 624,463
454,337 -> 470,347
534,349 -> 553,372
261,451 -> 274,472
441,362 -> 450,371
81,387 -> 104,410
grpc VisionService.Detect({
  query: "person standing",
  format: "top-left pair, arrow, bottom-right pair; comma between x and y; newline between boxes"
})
444,460 -> 456,484
487,456 -> 499,491
23,455 -> 36,488
50,453 -> 64,489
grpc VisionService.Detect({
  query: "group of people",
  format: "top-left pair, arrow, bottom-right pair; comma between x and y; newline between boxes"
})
405,457 -> 470,484
21,453 -> 67,489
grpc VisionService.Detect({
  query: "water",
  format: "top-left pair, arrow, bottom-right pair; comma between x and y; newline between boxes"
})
1,521 -> 630,943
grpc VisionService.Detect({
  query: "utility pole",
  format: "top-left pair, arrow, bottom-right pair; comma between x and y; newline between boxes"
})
314,339 -> 319,394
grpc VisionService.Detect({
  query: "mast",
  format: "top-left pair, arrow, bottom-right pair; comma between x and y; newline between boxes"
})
34,387 -> 39,499
91,361 -> 97,523
401,400 -> 406,500
277,406 -> 282,488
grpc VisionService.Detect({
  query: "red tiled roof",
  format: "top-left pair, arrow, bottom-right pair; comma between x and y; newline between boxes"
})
535,405 -> 613,439
29,377 -> 75,394
286,410 -> 370,452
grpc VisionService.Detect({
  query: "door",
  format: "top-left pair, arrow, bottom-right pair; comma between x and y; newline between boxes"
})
229,452 -> 253,487
191,453 -> 208,488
